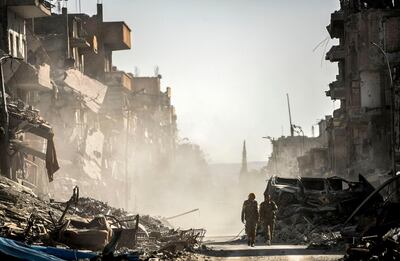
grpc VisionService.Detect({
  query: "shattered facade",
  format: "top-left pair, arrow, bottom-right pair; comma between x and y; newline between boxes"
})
130,76 -> 177,179
0,0 -> 58,194
265,119 -> 329,177
0,2 -> 179,208
326,1 -> 400,180
265,2 -> 400,182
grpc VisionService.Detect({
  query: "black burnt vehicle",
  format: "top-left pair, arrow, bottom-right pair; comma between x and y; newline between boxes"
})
263,175 -> 379,244
264,175 -> 375,213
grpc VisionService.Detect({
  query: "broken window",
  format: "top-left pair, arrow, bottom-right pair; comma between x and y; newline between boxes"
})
275,177 -> 298,186
301,179 -> 325,190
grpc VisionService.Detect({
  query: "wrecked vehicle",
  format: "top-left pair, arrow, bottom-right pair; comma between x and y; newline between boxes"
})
263,175 -> 376,244
339,174 -> 400,260
264,175 -> 374,209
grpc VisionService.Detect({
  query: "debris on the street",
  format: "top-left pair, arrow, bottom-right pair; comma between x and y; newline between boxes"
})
264,175 -> 377,246
0,175 -> 205,260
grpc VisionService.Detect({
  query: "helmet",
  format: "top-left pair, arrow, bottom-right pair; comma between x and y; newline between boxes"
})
248,193 -> 256,200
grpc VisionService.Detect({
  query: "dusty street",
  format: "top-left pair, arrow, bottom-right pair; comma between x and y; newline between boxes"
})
1,0 -> 400,260
192,243 -> 344,261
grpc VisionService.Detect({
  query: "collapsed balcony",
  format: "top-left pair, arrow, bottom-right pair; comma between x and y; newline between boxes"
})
7,62 -> 52,92
326,10 -> 345,39
326,79 -> 345,100
7,0 -> 51,18
61,69 -> 108,113
7,100 -> 59,182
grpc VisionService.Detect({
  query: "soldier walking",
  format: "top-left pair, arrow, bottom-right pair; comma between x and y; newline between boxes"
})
241,193 -> 259,247
259,194 -> 278,245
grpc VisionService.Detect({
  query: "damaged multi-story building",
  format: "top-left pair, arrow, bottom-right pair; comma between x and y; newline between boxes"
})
0,2 -> 180,208
0,0 -> 59,193
24,3 -> 133,205
130,76 -> 177,177
325,0 -> 400,181
266,1 -> 400,182
265,118 -> 329,177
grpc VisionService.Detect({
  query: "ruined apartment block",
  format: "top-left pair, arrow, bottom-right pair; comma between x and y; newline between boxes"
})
0,0 -> 59,194
326,1 -> 400,181
0,2 -> 178,207
265,118 -> 329,177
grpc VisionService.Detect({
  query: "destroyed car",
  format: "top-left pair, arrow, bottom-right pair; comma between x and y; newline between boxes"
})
263,176 -> 302,205
264,175 -> 374,209
264,175 -> 376,244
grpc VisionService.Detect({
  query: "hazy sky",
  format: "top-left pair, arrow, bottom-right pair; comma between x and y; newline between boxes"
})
75,0 -> 340,163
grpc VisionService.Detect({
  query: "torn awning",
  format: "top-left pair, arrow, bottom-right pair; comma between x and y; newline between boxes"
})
63,69 -> 108,113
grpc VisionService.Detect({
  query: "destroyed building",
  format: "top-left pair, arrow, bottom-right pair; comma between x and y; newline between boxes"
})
265,118 -> 329,177
325,0 -> 400,180
22,4 -> 134,205
297,117 -> 332,177
266,1 -> 400,182
0,0 -> 59,194
264,1 -> 400,254
130,76 -> 178,179
0,2 -> 180,208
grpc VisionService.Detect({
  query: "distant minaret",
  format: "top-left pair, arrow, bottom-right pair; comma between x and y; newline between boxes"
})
240,140 -> 248,175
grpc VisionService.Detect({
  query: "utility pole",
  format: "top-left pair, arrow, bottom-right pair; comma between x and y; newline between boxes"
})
286,93 -> 294,136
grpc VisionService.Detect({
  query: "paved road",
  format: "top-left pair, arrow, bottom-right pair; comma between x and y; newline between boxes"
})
196,242 -> 344,261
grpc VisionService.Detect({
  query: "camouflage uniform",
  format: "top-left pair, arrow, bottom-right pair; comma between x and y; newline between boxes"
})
241,199 -> 259,245
259,200 -> 278,242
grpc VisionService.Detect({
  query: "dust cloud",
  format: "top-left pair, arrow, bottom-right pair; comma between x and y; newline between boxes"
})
130,147 -> 268,237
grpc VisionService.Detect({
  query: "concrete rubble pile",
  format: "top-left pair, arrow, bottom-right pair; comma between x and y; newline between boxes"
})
342,228 -> 400,260
0,175 -> 206,260
264,175 -> 375,247
339,175 -> 400,260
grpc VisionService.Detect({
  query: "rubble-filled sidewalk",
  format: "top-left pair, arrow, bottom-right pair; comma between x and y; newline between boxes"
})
0,175 -> 206,260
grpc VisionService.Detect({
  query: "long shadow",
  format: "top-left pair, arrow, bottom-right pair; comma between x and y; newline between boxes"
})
201,246 -> 344,257
204,241 -> 243,246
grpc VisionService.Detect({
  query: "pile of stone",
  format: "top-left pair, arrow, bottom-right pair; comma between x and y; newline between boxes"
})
273,204 -> 344,245
265,175 -> 376,247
